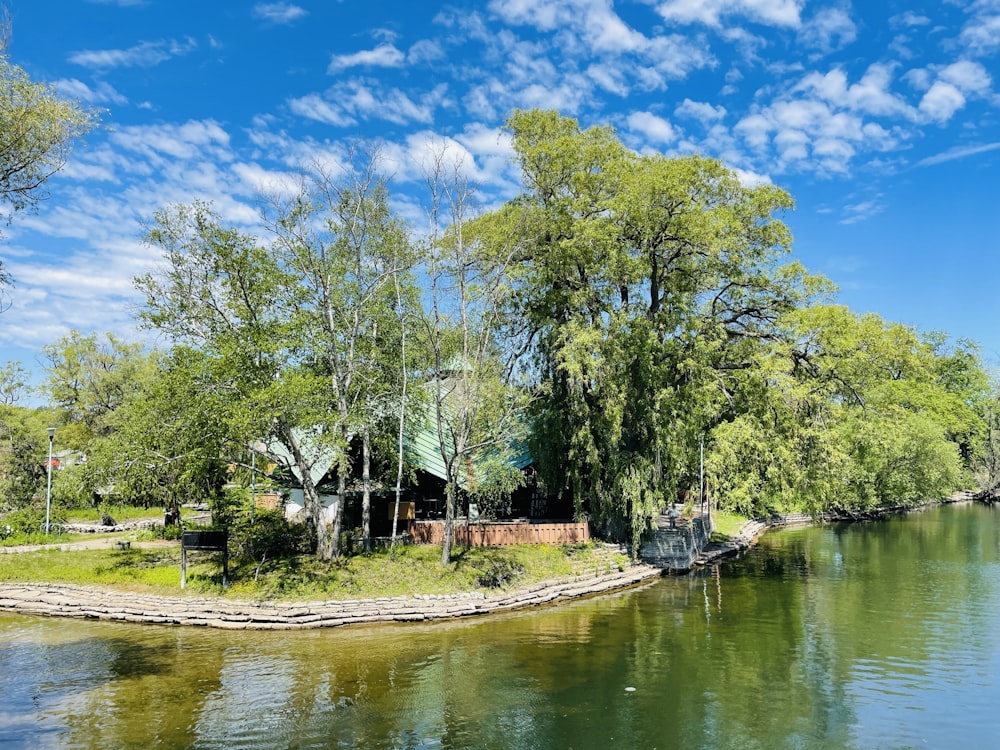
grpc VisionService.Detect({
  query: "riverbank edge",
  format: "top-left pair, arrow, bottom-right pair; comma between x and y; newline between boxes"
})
0,562 -> 667,631
693,490 -> 978,567
0,492 -> 975,630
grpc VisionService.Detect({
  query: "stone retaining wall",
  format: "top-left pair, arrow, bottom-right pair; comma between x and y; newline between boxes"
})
63,520 -> 161,534
0,564 -> 662,631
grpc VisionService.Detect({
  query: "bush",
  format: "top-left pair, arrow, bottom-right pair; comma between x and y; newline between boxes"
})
2,507 -> 57,535
229,509 -> 310,562
476,557 -> 525,589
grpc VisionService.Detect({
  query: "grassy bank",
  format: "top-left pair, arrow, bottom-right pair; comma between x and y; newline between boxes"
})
709,509 -> 751,541
0,541 -> 629,601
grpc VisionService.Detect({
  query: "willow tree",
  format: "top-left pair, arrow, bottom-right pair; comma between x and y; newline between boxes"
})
707,305 -> 988,516
483,110 -> 814,549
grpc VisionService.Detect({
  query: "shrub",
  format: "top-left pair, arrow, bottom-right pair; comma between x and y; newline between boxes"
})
229,509 -> 310,562
476,557 -> 525,589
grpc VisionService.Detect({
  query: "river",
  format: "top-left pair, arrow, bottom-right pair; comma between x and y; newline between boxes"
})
3,502 -> 1000,749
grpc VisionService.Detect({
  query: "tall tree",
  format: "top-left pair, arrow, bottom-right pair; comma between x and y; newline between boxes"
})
421,146 -> 530,565
481,109 -> 811,550
42,330 -> 151,445
137,201 -> 337,557
262,154 -> 413,555
82,347 -> 233,519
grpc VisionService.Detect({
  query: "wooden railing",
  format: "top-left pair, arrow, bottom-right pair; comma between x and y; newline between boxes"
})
407,520 -> 590,546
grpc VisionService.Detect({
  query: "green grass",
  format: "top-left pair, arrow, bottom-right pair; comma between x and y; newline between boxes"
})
708,509 -> 752,542
0,541 -> 627,600
62,505 -> 196,524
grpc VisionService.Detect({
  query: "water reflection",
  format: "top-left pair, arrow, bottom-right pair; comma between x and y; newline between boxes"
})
3,504 -> 1000,748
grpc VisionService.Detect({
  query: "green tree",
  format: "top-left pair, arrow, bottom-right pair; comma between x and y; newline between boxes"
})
421,146 -> 530,564
480,109 -> 812,550
0,54 -> 97,302
0,368 -> 49,512
42,330 -> 152,446
706,305 -> 986,516
81,347 -> 232,519
137,201 -> 336,553
263,153 -> 414,555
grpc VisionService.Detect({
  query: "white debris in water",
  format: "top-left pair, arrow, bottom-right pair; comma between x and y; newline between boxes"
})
625,687 -> 636,692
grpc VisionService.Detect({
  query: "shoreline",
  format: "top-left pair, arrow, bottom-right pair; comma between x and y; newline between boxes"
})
0,563 -> 664,630
0,493 -> 976,630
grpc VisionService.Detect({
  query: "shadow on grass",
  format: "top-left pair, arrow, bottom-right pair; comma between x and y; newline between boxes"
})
97,549 -> 179,574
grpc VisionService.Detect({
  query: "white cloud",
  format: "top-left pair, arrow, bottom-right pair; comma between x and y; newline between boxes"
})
796,64 -> 915,118
328,44 -> 405,72
290,81 -> 448,128
252,3 -> 307,25
960,12 -> 1000,54
654,0 -> 804,28
53,78 -> 127,105
798,6 -> 857,52
891,11 -> 930,28
920,81 -> 968,122
586,63 -> 630,95
408,39 -> 446,64
110,120 -> 232,164
231,163 -> 302,198
917,141 -> 1000,167
68,38 -> 197,69
487,0 -> 713,88
911,60 -> 992,123
675,99 -> 727,124
730,166 -> 772,186
626,111 -> 677,144
938,60 -> 992,93
840,195 -> 885,224
288,94 -> 357,127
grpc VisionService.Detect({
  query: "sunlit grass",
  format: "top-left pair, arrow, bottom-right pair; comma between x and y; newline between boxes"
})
708,509 -> 752,542
0,541 -> 627,600
63,505 -> 197,524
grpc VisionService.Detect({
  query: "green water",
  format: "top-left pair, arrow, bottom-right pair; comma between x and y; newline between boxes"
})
4,503 -> 1000,749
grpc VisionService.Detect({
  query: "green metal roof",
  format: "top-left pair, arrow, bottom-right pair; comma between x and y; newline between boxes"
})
405,379 -> 532,487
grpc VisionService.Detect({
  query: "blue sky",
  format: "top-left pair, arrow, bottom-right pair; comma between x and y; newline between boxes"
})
2,0 -> 999,388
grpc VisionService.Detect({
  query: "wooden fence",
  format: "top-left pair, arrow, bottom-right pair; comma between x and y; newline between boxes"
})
407,520 -> 590,546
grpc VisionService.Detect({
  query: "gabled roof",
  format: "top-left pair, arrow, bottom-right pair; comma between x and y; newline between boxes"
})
265,427 -> 338,488
406,378 -> 532,488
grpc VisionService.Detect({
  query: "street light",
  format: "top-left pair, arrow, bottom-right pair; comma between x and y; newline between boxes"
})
45,426 -> 55,534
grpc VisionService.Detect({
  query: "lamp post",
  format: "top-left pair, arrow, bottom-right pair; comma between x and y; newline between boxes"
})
45,426 -> 55,534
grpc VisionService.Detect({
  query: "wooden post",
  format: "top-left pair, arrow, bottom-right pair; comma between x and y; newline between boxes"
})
181,546 -> 187,589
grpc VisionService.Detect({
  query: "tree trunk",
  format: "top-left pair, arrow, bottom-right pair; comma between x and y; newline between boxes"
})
277,416 -> 332,561
362,426 -> 371,552
441,480 -> 456,565
332,459 -> 346,559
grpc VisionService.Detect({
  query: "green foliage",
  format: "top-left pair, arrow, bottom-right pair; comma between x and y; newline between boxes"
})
490,110 -> 814,544
0,404 -> 47,510
1,506 -> 50,534
706,305 -> 982,517
0,56 -> 96,222
42,331 -> 152,440
475,557 -> 525,589
228,508 -> 311,562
